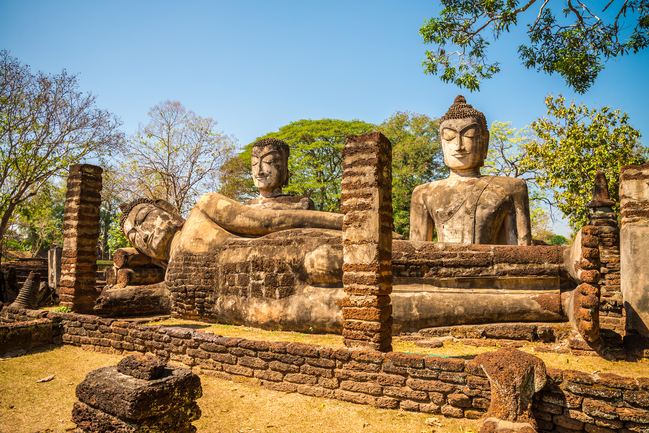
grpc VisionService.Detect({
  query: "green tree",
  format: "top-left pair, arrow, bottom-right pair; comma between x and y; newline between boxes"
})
252,119 -> 377,212
99,166 -> 127,259
420,1 -> 649,92
0,51 -> 124,252
523,94 -> 645,231
13,180 -> 65,253
121,100 -> 236,215
484,121 -> 559,241
216,151 -> 256,202
107,214 -> 129,253
378,111 -> 445,237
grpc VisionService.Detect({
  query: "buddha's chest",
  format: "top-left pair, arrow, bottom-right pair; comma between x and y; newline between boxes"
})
425,179 -> 513,244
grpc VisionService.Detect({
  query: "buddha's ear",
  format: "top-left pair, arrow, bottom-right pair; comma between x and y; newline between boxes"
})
153,199 -> 186,226
482,129 -> 490,160
284,170 -> 291,187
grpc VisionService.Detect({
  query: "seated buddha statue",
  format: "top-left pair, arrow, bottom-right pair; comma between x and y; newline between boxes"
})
409,95 -> 532,245
243,138 -> 315,211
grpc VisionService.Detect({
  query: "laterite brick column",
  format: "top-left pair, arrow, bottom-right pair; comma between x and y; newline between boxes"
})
620,163 -> 649,338
588,170 -> 624,337
340,131 -> 393,352
59,164 -> 103,313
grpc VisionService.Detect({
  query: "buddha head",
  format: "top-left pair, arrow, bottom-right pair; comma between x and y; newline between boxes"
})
251,138 -> 290,197
120,198 -> 185,260
439,95 -> 489,171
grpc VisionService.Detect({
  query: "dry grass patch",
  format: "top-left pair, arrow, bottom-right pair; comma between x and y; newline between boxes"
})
0,345 -> 123,433
0,346 -> 480,433
147,318 -> 649,378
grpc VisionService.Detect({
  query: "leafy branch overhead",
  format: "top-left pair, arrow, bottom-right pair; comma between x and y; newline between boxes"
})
420,0 -> 649,92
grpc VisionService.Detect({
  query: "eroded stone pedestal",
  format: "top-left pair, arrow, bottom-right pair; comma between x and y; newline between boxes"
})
471,348 -> 547,433
72,354 -> 202,433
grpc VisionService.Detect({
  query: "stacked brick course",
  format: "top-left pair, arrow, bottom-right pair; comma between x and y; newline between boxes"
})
588,171 -> 624,336
574,226 -> 602,343
59,164 -> 103,313
1,306 -> 648,432
340,132 -> 393,351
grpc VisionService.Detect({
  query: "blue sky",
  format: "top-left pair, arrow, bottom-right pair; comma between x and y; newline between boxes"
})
2,0 -> 647,235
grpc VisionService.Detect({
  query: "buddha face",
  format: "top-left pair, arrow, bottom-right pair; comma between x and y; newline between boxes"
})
122,203 -> 179,260
440,117 -> 489,170
251,145 -> 288,196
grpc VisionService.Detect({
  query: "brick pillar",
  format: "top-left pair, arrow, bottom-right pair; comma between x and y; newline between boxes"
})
620,163 -> 649,338
340,131 -> 393,352
587,170 -> 624,337
59,164 -> 103,313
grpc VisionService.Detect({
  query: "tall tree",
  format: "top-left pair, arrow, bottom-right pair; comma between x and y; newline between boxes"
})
378,111 -> 445,237
420,1 -> 649,92
121,100 -> 236,215
0,51 -> 124,249
253,119 -> 377,212
523,95 -> 645,230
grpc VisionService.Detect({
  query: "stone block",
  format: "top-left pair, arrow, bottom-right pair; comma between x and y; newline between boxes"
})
75,366 -> 201,420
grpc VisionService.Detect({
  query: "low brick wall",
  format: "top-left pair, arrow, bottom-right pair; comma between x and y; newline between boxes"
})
1,307 -> 647,433
0,315 -> 61,354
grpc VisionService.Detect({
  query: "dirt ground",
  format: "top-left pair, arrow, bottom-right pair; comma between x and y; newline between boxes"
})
0,345 -> 482,433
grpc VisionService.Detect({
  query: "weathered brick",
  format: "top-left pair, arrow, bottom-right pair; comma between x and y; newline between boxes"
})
300,364 -> 334,378
239,356 -> 267,370
340,380 -> 382,396
377,373 -> 406,387
447,393 -> 472,408
441,404 -> 464,418
382,386 -> 428,401
223,364 -> 253,377
554,414 -> 584,430
407,378 -> 455,393
385,352 -> 425,368
285,373 -> 318,385
583,399 -> 619,420
399,400 -> 420,411
425,356 -> 466,372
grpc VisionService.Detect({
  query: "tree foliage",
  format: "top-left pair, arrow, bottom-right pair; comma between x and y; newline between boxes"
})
484,121 -> 559,241
252,119 -> 377,212
0,51 -> 124,250
524,95 -> 645,231
420,0 -> 649,92
216,150 -> 256,202
378,111 -> 445,237
99,166 -> 128,259
13,180 -> 65,253
121,100 -> 236,215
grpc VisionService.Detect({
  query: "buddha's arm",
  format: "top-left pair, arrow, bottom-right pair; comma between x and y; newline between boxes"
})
409,185 -> 435,241
195,193 -> 343,235
512,183 -> 532,246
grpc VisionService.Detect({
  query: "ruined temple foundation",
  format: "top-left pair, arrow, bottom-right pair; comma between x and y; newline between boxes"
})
620,163 -> 649,338
59,164 -> 103,314
340,131 -> 393,351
